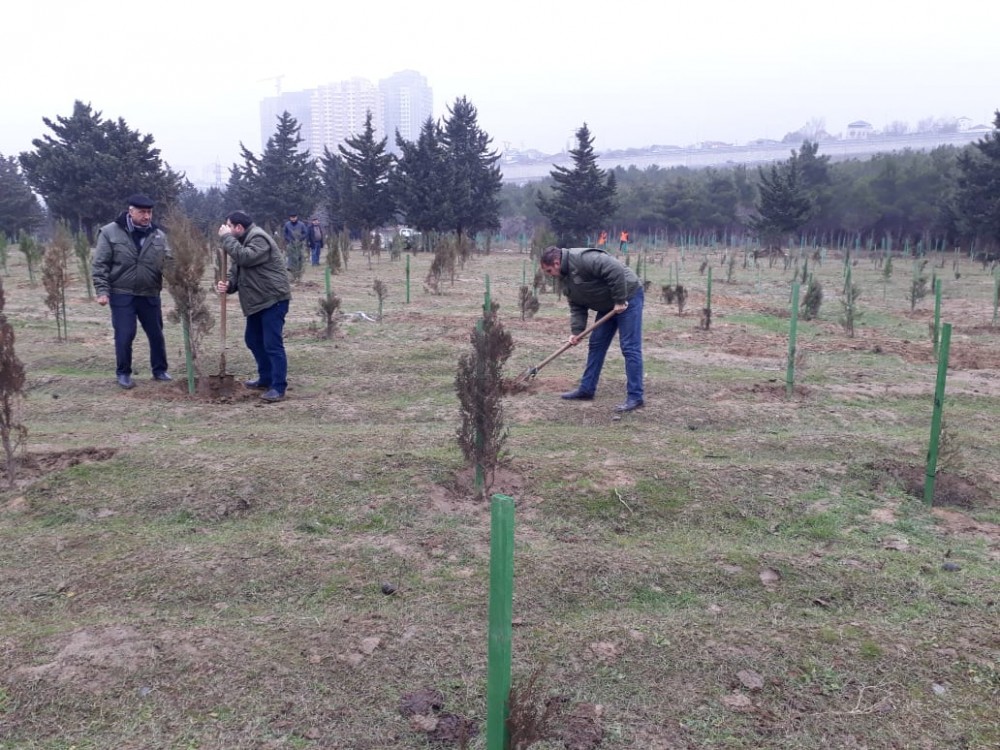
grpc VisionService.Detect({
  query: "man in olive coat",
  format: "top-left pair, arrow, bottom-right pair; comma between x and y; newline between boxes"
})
91,193 -> 172,389
216,211 -> 291,402
540,245 -> 645,412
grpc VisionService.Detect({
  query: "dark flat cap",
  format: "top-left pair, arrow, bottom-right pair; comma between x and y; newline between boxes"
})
127,193 -> 155,208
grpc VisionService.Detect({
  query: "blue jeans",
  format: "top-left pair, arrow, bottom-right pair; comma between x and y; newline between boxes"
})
579,286 -> 644,402
109,293 -> 168,377
245,300 -> 289,394
310,243 -> 323,265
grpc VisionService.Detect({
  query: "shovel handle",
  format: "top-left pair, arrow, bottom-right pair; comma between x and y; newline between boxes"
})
530,308 -> 619,376
219,249 -> 227,346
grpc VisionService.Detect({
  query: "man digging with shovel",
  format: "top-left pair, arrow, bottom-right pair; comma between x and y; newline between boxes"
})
540,245 -> 645,412
216,211 -> 291,403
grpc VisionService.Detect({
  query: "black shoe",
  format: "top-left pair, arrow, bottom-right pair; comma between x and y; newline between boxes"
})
117,374 -> 135,389
244,379 -> 269,390
561,389 -> 595,401
260,389 -> 284,402
614,399 -> 644,413
153,372 -> 172,382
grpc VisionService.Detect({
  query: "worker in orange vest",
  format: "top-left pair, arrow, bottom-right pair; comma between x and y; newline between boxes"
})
619,230 -> 629,253
598,230 -> 608,246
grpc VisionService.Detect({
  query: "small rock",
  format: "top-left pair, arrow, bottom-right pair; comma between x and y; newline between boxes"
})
381,581 -> 397,595
722,692 -> 753,710
941,562 -> 961,572
932,682 -> 948,696
737,669 -> 765,691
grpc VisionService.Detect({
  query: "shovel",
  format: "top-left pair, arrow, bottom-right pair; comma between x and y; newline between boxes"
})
511,308 -> 618,387
208,248 -> 235,396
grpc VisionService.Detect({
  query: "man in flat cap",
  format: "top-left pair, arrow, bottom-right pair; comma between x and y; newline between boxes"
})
92,193 -> 172,389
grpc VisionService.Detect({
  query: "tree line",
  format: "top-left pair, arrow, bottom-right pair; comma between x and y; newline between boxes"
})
2,100 -> 998,260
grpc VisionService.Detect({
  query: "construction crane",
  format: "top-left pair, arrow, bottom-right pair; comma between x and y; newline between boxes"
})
257,74 -> 285,96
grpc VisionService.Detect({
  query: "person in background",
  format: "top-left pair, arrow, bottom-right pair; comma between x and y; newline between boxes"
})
91,193 -> 172,389
307,218 -> 324,266
619,229 -> 630,253
216,211 -> 292,403
282,212 -> 309,276
540,245 -> 645,412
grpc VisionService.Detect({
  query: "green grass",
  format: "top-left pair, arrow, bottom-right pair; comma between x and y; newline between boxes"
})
0,248 -> 998,749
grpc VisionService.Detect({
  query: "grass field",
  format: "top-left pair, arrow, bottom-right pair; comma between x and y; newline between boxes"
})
0,242 -> 997,749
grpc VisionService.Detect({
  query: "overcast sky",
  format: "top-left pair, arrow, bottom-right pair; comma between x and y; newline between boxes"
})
3,0 -> 997,185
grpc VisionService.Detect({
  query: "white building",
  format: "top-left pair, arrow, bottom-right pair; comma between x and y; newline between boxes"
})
258,71 -> 433,159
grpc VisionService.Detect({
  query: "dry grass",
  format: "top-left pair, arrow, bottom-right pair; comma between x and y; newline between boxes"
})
0,244 -> 998,749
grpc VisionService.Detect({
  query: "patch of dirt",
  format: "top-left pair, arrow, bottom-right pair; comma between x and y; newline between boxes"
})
398,687 -> 479,746
0,447 -> 116,486
864,459 -> 1000,557
8,625 -> 235,695
430,464 -> 528,507
931,509 -> 1000,560
124,379 -> 268,404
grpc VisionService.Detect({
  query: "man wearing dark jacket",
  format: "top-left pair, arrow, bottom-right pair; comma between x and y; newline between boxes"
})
216,211 -> 292,403
307,218 -> 324,266
91,193 -> 172,389
540,245 -> 645,412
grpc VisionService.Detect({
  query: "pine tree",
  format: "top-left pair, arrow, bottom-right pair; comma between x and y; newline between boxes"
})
318,148 -> 350,234
0,155 -> 44,239
19,101 -> 182,240
394,117 -> 450,243
440,97 -> 502,255
752,155 -> 812,251
537,123 -> 618,247
0,276 -> 27,487
228,112 -> 320,232
954,110 -> 1000,250
338,111 -> 395,253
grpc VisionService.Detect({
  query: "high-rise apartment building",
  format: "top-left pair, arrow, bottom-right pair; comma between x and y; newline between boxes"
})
379,70 -> 433,155
259,90 -> 312,149
258,71 -> 433,159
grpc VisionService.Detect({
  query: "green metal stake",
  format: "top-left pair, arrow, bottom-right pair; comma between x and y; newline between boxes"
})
484,274 -> 491,313
324,266 -> 331,299
486,493 -> 515,750
992,268 -> 998,326
786,282 -> 801,397
522,260 -> 526,287
405,254 -> 411,304
924,323 -> 952,505
932,278 -> 942,356
182,317 -> 195,395
706,266 -> 713,312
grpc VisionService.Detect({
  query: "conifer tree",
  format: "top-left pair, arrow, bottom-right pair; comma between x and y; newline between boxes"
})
0,155 -> 44,239
228,111 -> 320,231
0,276 -> 27,487
394,117 -> 450,244
338,111 -> 395,252
537,123 -> 618,246
954,110 -> 1000,249
440,97 -> 502,254
19,101 -> 182,240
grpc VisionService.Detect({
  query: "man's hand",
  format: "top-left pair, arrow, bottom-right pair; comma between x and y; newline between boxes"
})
218,223 -> 231,238
96,294 -> 108,306
216,280 -> 228,294
613,301 -> 629,314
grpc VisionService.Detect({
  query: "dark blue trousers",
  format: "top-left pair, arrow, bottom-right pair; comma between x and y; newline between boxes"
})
245,300 -> 289,394
579,286 -> 644,402
109,293 -> 168,377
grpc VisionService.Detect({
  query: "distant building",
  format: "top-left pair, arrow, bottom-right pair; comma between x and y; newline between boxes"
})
260,90 -> 313,148
309,77 -> 383,156
847,120 -> 874,140
379,70 -> 433,156
257,71 -> 433,160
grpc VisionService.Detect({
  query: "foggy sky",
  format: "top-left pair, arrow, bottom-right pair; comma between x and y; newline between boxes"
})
3,0 -> 996,185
